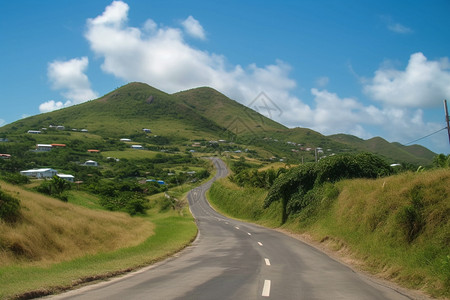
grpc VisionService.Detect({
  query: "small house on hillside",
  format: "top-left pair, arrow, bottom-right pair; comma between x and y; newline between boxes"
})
120,138 -> 132,142
87,149 -> 100,153
57,174 -> 75,182
0,154 -> 11,159
36,144 -> 53,152
131,145 -> 144,150
51,144 -> 66,148
27,130 -> 41,134
143,128 -> 151,133
83,160 -> 98,167
20,168 -> 58,179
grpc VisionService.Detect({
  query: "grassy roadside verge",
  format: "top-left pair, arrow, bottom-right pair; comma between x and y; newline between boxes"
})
0,210 -> 197,300
0,182 -> 198,300
208,169 -> 450,298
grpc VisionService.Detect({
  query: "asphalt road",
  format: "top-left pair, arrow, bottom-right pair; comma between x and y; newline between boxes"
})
50,157 -> 413,300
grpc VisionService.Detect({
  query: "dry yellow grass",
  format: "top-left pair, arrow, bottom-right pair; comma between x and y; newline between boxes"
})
258,161 -> 296,171
0,181 -> 154,267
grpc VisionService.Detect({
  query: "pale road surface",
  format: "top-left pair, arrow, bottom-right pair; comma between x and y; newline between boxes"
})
49,157 -> 413,300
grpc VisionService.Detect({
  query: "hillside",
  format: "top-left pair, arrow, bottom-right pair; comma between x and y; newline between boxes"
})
0,83 -> 226,142
0,181 -> 153,266
329,134 -> 436,165
0,82 -> 436,165
173,87 -> 287,135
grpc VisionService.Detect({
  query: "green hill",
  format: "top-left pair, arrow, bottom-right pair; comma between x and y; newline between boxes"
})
1,83 -> 225,142
0,82 -> 436,165
329,134 -> 436,165
173,87 -> 286,135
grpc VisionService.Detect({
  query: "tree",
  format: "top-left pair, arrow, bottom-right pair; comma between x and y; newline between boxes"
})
50,175 -> 72,196
433,154 -> 450,168
264,153 -> 391,224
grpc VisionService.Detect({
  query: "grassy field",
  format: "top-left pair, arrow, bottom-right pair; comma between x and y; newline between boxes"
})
101,149 -> 160,160
0,182 -> 197,299
208,169 -> 450,298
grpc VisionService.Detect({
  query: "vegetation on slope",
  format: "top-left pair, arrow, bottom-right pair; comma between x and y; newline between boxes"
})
0,181 -> 153,266
0,182 -> 198,299
208,159 -> 450,298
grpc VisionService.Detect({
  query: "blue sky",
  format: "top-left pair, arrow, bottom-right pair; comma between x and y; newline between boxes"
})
1,0 -> 450,154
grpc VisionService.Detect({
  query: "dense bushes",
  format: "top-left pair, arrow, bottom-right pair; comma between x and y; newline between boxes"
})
264,152 -> 392,223
99,192 -> 149,215
229,158 -> 287,189
0,173 -> 30,185
0,188 -> 21,223
35,176 -> 71,202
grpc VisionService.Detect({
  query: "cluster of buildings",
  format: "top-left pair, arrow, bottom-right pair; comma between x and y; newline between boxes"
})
27,126 -> 89,134
19,168 -> 75,182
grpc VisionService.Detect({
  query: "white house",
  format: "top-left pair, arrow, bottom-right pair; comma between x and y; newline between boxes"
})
131,145 -> 144,150
36,144 -> 53,152
20,168 -> 58,179
56,174 -> 75,182
27,130 -> 41,134
120,138 -> 132,142
143,128 -> 151,133
84,160 -> 98,167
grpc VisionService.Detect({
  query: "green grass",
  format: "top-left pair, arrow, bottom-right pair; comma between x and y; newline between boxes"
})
101,149 -> 160,160
208,178 -> 281,227
208,169 -> 450,298
68,190 -> 104,210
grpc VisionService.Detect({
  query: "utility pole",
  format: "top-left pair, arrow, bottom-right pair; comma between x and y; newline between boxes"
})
445,100 -> 450,145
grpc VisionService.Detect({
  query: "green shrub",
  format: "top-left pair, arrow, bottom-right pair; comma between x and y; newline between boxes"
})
35,180 -> 53,195
397,185 -> 425,243
0,188 -> 21,223
0,173 -> 30,185
264,153 -> 391,224
100,192 -> 149,215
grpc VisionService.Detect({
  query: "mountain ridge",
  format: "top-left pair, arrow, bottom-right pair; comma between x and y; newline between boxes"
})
0,82 -> 435,165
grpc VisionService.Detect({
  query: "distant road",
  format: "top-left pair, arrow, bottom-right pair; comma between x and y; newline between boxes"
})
50,157 -> 412,299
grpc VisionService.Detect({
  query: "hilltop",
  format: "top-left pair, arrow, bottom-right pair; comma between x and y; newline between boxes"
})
0,82 -> 436,165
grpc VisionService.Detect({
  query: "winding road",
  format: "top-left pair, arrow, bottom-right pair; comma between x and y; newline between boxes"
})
50,157 -> 413,299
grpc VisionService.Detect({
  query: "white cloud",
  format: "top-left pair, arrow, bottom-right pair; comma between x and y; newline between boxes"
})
387,23 -> 412,34
181,16 -> 206,40
364,52 -> 450,108
381,15 -> 413,34
90,0 -> 128,27
40,57 -> 98,112
307,88 -> 443,147
315,76 -> 329,88
39,100 -> 68,113
84,1 -> 300,120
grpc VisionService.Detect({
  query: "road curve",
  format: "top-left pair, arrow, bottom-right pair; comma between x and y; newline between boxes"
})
49,157 -> 412,300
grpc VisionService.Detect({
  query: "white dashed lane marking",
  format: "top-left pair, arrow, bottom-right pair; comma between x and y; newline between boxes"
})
262,280 -> 271,297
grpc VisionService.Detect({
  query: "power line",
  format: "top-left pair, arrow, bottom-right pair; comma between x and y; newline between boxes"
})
404,127 -> 447,145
